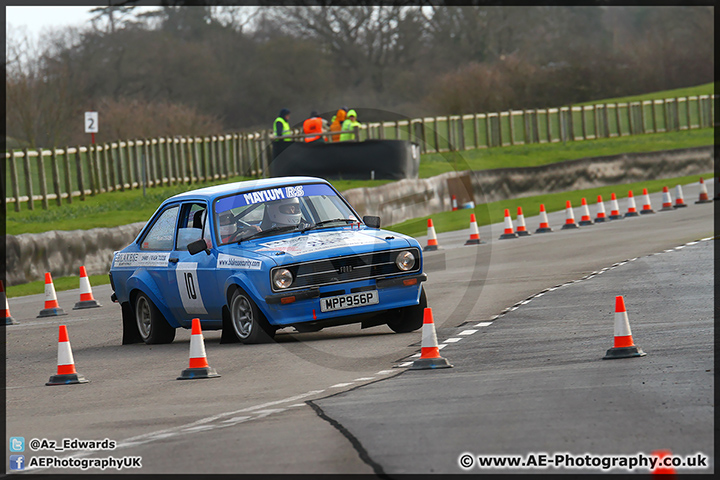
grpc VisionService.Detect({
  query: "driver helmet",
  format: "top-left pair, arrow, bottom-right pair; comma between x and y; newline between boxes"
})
219,211 -> 237,238
266,197 -> 302,226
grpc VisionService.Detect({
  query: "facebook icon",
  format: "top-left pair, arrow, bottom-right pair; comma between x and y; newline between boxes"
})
10,455 -> 25,471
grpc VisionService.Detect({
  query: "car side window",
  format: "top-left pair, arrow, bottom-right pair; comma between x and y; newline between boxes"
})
176,203 -> 209,250
141,206 -> 179,251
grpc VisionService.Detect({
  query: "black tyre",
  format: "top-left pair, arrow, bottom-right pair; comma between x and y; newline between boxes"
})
134,292 -> 176,344
386,287 -> 427,333
229,288 -> 276,344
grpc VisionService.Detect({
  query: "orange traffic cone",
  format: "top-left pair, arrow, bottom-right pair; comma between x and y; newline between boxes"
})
178,318 -> 220,380
515,207 -> 531,236
409,308 -> 453,370
651,450 -> 676,476
535,204 -> 553,233
660,186 -> 674,212
561,200 -> 578,229
594,195 -> 608,223
695,177 -> 712,204
73,266 -> 102,309
603,296 -> 646,359
499,209 -> 518,239
424,218 -> 441,251
673,184 -> 687,208
2,280 -> 19,325
624,190 -> 640,217
640,188 -> 655,214
451,195 -> 458,211
578,198 -> 594,226
46,325 -> 89,385
608,193 -> 623,220
37,272 -> 67,318
464,213 -> 483,245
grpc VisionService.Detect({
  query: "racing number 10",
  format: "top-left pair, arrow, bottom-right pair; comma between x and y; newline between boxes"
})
184,272 -> 197,300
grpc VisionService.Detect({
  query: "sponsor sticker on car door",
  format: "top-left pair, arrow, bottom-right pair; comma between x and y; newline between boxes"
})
176,263 -> 208,315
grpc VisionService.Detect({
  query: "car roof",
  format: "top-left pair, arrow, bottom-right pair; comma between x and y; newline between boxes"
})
165,176 -> 331,203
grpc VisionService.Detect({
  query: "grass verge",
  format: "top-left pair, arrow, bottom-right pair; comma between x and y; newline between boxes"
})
6,128 -> 713,236
6,172 -> 713,298
386,173 -> 715,237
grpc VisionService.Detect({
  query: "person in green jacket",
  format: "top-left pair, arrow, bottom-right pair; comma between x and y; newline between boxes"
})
339,109 -> 361,141
272,108 -> 292,158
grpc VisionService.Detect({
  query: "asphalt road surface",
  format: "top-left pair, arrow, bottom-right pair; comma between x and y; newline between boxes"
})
5,181 -> 714,475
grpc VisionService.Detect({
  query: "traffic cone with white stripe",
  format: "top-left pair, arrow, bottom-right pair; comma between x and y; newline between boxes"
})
603,296 -> 646,359
499,209 -> 517,239
578,198 -> 594,226
424,218 -> 441,251
608,193 -> 623,220
46,325 -> 89,385
594,195 -> 608,223
178,318 -> 220,380
695,177 -> 712,204
561,200 -> 578,229
624,190 -> 639,217
640,188 -> 655,214
73,266 -> 102,309
673,184 -> 687,208
409,308 -> 452,370
515,207 -> 531,236
2,280 -> 19,325
37,272 -> 67,318
535,204 -> 553,233
660,186 -> 674,211
464,213 -> 483,245
451,195 -> 458,211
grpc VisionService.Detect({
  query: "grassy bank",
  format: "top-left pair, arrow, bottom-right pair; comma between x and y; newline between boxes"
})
387,173 -> 714,238
6,171 -> 713,298
6,128 -> 713,236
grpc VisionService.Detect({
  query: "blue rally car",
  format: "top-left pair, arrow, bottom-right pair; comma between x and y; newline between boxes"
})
110,176 -> 427,344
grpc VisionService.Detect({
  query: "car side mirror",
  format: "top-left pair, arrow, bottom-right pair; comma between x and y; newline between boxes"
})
188,238 -> 210,255
363,215 -> 381,228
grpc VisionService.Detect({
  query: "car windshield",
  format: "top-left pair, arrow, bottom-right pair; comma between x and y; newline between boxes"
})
213,183 -> 359,245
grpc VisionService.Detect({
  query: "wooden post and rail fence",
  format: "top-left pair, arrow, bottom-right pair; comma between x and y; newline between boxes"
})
4,95 -> 716,211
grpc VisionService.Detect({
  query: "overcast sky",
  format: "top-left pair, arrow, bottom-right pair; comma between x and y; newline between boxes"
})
5,5 -> 157,42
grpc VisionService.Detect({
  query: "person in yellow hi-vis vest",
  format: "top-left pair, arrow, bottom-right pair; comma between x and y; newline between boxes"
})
339,109 -> 361,141
272,108 -> 292,158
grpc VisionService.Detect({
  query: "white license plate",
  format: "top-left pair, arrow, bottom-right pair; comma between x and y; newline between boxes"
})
320,290 -> 379,312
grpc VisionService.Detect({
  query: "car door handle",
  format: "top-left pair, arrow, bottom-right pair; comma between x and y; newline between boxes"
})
169,257 -> 179,263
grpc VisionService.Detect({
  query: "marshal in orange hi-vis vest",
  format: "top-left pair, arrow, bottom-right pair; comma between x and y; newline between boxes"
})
303,116 -> 323,142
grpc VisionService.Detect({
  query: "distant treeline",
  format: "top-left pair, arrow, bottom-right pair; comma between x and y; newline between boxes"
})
5,4 -> 713,149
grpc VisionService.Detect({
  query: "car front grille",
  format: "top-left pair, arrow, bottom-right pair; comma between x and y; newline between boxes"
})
271,248 -> 421,292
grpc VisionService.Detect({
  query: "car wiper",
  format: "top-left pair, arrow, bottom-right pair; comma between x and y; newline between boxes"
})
301,218 -> 357,233
237,225 -> 299,244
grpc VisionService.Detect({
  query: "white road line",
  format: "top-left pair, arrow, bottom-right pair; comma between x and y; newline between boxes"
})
376,370 -> 394,375
352,377 -> 375,382
397,361 -> 413,367
443,338 -> 462,343
117,389 -> 326,448
474,322 -> 493,327
459,329 -> 478,336
222,416 -> 251,423
329,382 -> 354,388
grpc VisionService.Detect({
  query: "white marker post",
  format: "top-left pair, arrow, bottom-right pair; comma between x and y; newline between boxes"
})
84,111 -> 98,144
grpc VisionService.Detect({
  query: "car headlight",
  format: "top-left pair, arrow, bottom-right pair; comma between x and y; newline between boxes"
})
273,268 -> 293,289
395,251 -> 415,271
